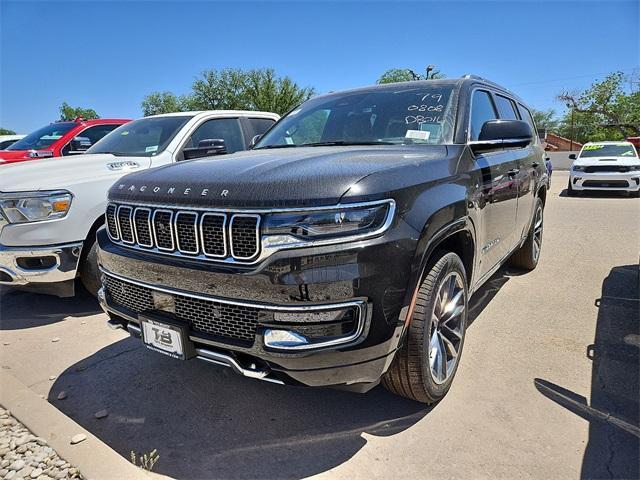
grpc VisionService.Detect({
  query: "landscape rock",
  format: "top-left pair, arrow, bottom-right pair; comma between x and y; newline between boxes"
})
69,435 -> 85,445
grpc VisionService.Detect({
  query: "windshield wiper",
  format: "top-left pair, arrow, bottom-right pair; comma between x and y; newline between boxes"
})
300,141 -> 395,147
253,144 -> 300,150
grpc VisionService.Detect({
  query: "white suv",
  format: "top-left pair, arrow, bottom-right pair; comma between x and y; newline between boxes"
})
568,141 -> 640,197
0,110 -> 279,297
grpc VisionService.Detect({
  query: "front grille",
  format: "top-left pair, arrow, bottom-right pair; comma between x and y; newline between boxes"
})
582,180 -> 630,188
107,203 -> 260,262
584,166 -> 630,173
117,206 -> 134,243
103,274 -> 261,343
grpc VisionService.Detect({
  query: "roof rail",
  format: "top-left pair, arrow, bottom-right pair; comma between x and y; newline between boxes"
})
461,74 -> 485,80
461,74 -> 513,93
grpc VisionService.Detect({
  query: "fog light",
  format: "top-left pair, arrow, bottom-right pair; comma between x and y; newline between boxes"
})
264,329 -> 310,348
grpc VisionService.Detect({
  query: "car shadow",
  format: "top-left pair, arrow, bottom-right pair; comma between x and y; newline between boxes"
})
0,286 -> 101,330
50,338 -> 430,479
559,189 -> 637,199
534,264 -> 639,479
467,265 -> 525,328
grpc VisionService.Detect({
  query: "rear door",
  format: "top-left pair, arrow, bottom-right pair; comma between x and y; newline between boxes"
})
470,90 -> 520,278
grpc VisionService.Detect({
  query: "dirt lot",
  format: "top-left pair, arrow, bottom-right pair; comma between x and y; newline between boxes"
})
1,171 -> 638,480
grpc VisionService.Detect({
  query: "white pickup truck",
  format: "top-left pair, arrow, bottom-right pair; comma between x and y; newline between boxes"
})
0,110 -> 279,297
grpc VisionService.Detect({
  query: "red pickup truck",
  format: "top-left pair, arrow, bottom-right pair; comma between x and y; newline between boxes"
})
0,117 -> 130,165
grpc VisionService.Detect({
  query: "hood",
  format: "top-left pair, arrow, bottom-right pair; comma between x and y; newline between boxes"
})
0,154 -> 151,192
573,155 -> 640,167
109,145 -> 450,208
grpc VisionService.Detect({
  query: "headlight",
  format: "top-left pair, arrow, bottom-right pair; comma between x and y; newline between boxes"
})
263,200 -> 395,248
573,165 -> 586,172
0,190 -> 73,224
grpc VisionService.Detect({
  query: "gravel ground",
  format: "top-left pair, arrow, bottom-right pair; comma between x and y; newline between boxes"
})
0,408 -> 81,480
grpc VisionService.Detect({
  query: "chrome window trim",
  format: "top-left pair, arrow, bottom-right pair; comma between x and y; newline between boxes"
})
105,199 -> 395,265
174,210 -> 200,254
199,212 -> 228,258
229,213 -> 261,260
152,209 -> 175,252
132,207 -> 153,248
116,205 -> 134,245
105,203 -> 120,241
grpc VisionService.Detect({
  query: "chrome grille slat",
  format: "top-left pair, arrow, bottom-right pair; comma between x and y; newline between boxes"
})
105,204 -> 119,240
109,203 -> 260,262
152,209 -> 175,251
175,211 -> 199,254
117,206 -> 134,244
133,208 -> 153,247
200,213 -> 227,257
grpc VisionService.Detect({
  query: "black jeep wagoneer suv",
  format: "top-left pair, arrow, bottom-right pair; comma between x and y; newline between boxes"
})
97,76 -> 548,403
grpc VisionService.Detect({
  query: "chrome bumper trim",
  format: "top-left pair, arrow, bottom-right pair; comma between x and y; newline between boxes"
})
0,242 -> 83,286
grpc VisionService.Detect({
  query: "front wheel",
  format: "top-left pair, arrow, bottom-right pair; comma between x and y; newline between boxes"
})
567,179 -> 577,196
509,197 -> 544,270
79,239 -> 100,297
383,252 -> 468,404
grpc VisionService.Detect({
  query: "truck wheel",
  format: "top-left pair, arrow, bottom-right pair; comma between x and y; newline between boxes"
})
79,240 -> 100,297
567,179 -> 577,196
383,252 -> 468,404
509,197 -> 543,270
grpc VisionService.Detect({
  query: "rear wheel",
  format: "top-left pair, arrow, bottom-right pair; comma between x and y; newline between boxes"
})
509,197 -> 543,270
383,252 -> 468,404
79,239 -> 100,297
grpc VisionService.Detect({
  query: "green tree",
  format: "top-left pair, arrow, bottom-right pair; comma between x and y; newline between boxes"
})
141,68 -> 315,116
59,102 -> 99,121
377,67 -> 446,84
530,108 -> 559,132
0,128 -> 16,135
558,71 -> 640,142
141,91 -> 188,116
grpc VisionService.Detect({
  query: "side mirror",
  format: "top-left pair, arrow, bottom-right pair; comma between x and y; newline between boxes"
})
568,153 -> 577,160
183,139 -> 227,160
470,120 -> 533,154
68,136 -> 92,155
250,134 -> 262,148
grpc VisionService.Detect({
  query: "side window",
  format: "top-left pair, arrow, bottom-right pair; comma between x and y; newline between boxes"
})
61,124 -> 119,155
183,118 -> 244,157
494,95 -> 519,120
248,118 -> 276,138
517,104 -> 538,136
470,90 -> 497,141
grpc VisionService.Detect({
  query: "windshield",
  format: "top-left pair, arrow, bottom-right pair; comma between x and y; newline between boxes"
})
87,116 -> 192,157
579,143 -> 637,158
255,85 -> 456,149
8,122 -> 76,150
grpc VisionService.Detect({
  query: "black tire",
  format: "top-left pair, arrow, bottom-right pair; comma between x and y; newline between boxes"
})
383,252 -> 468,404
509,197 -> 544,270
630,191 -> 640,198
79,239 -> 100,297
567,179 -> 577,196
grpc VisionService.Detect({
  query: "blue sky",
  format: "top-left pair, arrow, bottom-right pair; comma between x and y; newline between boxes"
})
1,0 -> 638,133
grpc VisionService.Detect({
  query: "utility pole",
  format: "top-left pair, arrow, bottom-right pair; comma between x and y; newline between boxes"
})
566,102 -> 575,151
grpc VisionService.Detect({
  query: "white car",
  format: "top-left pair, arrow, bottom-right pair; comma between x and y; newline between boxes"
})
0,135 -> 25,150
568,141 -> 640,197
0,110 -> 279,297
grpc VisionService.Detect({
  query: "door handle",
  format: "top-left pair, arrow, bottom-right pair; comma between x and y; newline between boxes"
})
532,162 -> 540,168
508,168 -> 520,177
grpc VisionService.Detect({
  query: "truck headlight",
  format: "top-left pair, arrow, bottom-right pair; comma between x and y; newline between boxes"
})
263,200 -> 395,248
573,165 -> 586,172
0,190 -> 73,224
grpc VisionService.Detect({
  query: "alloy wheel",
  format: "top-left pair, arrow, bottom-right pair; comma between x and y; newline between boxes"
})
532,206 -> 543,262
428,271 -> 465,385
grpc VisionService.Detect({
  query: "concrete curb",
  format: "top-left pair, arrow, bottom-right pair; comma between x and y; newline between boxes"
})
0,371 -> 171,480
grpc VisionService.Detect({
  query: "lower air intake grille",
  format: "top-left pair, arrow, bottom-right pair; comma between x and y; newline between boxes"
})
103,274 -> 260,344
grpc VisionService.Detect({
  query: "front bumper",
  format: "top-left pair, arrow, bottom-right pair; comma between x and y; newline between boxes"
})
96,216 -> 417,390
570,171 -> 640,191
0,242 -> 83,297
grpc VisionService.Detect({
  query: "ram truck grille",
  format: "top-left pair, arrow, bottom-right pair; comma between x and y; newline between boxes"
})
105,203 -> 260,262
